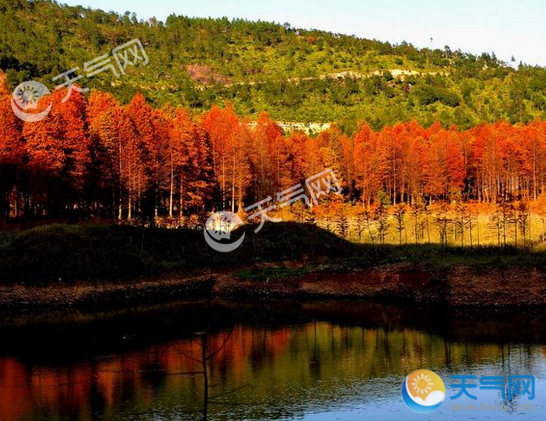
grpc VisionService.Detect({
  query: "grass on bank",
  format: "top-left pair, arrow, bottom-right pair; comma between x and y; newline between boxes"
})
0,222 -> 546,286
235,267 -> 311,281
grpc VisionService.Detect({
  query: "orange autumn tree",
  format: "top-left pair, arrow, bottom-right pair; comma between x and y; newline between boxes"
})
0,72 -> 24,219
402,128 -> 427,204
313,124 -> 345,196
281,132 -> 310,191
22,90 -> 67,216
170,107 -> 214,220
86,91 -> 120,216
233,119 -> 252,210
375,125 -> 403,204
247,112 -> 284,201
522,122 -> 546,200
128,93 -> 171,220
0,72 -> 22,161
201,103 -> 248,211
54,88 -> 90,202
4,78 -> 546,224
95,103 -> 140,220
353,122 -> 379,205
430,129 -> 465,199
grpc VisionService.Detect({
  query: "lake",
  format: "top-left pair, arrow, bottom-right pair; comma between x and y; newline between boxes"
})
0,300 -> 544,420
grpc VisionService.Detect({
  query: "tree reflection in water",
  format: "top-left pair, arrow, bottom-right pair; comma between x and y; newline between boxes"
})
0,300 -> 544,421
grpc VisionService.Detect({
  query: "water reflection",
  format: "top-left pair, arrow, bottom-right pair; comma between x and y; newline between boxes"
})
0,300 -> 544,421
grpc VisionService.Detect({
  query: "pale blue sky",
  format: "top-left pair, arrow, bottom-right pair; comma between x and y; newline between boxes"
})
61,0 -> 546,66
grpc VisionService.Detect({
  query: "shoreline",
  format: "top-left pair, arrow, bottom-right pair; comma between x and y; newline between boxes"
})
1,262 -> 545,310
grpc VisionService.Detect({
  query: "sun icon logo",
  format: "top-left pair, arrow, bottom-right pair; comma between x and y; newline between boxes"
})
203,211 -> 246,253
13,81 -> 49,110
411,372 -> 434,396
10,81 -> 52,122
401,369 -> 446,414
15,83 -> 41,108
205,212 -> 241,241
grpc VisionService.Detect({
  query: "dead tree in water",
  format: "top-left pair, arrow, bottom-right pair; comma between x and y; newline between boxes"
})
172,302 -> 250,421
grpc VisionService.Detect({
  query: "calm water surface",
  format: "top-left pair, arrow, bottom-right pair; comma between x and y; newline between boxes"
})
0,300 -> 544,420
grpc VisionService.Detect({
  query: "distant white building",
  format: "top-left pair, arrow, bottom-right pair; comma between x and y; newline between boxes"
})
246,121 -> 331,135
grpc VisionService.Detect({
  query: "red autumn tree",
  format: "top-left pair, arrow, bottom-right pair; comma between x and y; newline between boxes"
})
54,88 -> 90,194
247,112 -> 284,201
95,104 -> 140,220
127,93 -> 171,220
202,103 -> 250,211
171,107 -> 214,220
0,72 -> 24,219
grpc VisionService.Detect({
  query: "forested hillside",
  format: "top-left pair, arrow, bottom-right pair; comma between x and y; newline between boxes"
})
3,0 -> 546,247
1,0 -> 546,131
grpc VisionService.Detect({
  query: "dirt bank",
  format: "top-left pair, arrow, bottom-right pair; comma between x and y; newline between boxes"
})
1,263 -> 545,309
213,263 -> 546,306
0,277 -> 214,310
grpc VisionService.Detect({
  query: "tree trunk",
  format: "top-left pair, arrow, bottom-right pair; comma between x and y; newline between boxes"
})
169,160 -> 174,218
179,172 -> 185,224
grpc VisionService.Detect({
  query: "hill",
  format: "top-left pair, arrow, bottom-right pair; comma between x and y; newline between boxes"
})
1,0 -> 546,131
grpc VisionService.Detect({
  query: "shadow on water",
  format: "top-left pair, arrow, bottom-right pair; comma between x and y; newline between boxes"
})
0,299 -> 545,421
1,300 -> 545,361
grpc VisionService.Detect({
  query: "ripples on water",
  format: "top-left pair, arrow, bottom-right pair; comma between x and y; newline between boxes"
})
0,300 -> 544,420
